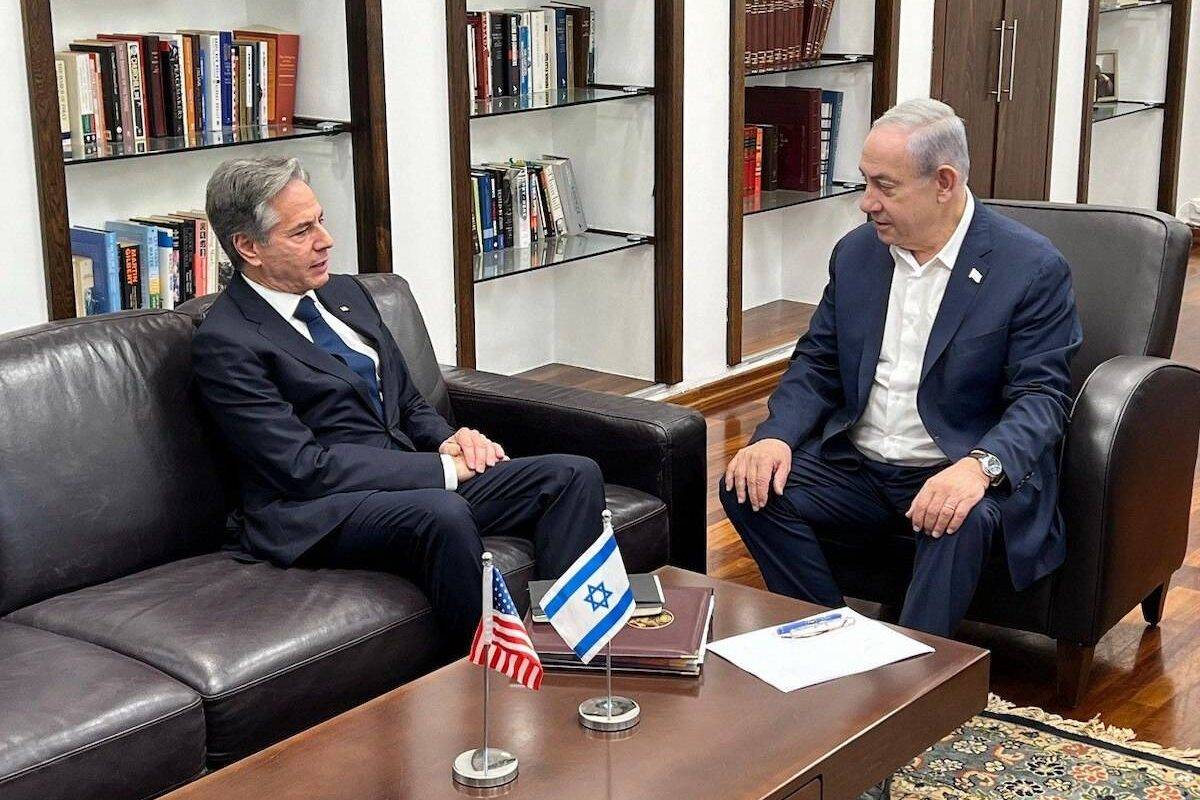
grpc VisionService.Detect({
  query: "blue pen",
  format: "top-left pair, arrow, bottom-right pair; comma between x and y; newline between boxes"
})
775,611 -> 853,638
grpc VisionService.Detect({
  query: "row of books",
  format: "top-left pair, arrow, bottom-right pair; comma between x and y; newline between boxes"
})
529,576 -> 715,677
466,5 -> 595,102
743,86 -> 842,195
69,213 -> 232,317
53,27 -> 299,157
470,155 -> 588,255
745,0 -> 839,74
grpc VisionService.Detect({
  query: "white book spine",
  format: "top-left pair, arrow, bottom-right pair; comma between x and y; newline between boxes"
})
513,168 -> 531,249
257,42 -> 268,125
467,27 -> 476,102
544,11 -> 557,96
55,58 -> 70,152
207,35 -> 222,131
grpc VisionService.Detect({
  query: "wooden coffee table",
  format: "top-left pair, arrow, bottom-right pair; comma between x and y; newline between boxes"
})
165,567 -> 989,800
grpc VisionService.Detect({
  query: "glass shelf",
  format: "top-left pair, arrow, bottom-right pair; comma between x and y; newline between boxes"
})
746,54 -> 874,78
473,229 -> 652,283
64,120 -> 351,166
471,85 -> 654,119
1099,0 -> 1171,13
744,182 -> 866,216
1092,101 -> 1164,123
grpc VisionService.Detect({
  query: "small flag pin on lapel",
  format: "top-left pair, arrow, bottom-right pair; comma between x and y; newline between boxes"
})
969,268 -> 983,284
339,305 -> 350,312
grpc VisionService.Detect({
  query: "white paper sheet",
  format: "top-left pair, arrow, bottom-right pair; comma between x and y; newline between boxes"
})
707,608 -> 935,692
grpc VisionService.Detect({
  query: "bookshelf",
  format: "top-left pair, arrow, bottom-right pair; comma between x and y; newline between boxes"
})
445,1 -> 684,388
727,0 -> 899,366
1077,0 -> 1190,212
20,0 -> 393,321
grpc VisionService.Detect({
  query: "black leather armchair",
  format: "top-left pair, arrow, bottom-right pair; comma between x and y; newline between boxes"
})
819,201 -> 1200,706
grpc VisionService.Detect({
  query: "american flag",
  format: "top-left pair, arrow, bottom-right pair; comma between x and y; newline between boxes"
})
468,562 -> 543,690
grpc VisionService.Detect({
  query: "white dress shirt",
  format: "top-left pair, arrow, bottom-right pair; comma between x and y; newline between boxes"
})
848,193 -> 975,467
242,274 -> 459,489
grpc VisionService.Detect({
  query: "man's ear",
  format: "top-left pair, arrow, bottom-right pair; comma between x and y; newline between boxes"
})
934,165 -> 961,202
231,232 -> 262,269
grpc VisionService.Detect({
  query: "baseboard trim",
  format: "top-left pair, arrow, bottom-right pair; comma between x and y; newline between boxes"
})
668,358 -> 788,413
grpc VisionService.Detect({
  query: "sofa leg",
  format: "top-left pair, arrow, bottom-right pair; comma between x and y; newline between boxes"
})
1056,641 -> 1095,708
1141,580 -> 1170,626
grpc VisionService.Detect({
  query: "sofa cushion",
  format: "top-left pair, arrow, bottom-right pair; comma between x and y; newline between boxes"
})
605,484 -> 669,572
0,621 -> 205,800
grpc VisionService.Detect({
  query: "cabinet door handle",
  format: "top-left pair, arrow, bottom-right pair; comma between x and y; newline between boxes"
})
1006,18 -> 1019,100
990,22 -> 1006,104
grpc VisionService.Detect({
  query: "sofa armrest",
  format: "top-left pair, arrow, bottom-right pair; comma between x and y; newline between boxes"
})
1052,356 -> 1200,643
443,367 -> 708,573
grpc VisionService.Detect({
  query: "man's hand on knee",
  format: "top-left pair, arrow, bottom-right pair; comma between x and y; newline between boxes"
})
906,458 -> 990,537
724,439 -> 792,512
440,427 -> 508,475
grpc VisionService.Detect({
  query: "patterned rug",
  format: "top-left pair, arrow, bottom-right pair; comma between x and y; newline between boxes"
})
878,696 -> 1200,799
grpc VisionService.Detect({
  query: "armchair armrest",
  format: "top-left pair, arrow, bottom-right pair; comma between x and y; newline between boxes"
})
442,367 -> 708,573
1052,356 -> 1200,643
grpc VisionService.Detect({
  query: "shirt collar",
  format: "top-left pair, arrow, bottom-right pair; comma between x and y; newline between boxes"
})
241,273 -> 319,323
891,192 -> 976,274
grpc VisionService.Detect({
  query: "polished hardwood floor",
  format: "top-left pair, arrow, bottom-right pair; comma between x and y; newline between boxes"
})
742,299 -> 817,357
706,249 -> 1200,748
515,363 -> 655,394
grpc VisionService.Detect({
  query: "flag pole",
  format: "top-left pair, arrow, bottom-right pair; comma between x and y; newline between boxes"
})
606,641 -> 613,719
453,552 -> 518,788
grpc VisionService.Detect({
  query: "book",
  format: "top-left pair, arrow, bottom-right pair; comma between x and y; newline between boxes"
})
820,89 -> 843,187
538,155 -> 587,234
746,85 -> 822,192
70,226 -> 118,313
529,573 -> 664,623
54,57 -> 70,153
116,240 -> 142,309
68,41 -> 122,142
72,255 -> 96,317
57,52 -> 98,156
105,221 -> 161,308
528,586 -> 715,675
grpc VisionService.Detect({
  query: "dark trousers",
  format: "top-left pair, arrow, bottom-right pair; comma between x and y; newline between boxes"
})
719,447 -> 1001,637
306,453 -> 604,648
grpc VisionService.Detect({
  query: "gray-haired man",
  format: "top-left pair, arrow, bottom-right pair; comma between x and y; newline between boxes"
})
721,100 -> 1082,636
192,156 -> 604,648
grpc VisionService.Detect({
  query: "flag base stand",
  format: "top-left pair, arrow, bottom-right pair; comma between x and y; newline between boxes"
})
452,748 -> 519,788
578,696 -> 640,732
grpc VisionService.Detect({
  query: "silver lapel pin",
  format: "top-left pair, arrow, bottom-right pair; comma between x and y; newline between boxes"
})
338,305 -> 350,312
968,268 -> 983,284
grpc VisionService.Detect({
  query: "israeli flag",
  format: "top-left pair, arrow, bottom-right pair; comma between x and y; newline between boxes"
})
541,511 -> 634,664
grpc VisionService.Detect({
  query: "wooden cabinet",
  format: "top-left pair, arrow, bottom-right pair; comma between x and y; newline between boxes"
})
932,0 -> 1061,200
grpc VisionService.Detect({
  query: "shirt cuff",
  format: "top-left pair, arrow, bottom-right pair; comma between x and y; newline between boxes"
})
440,453 -> 459,491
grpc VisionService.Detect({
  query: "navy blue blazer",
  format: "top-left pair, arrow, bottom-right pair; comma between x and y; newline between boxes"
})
192,272 -> 456,566
751,201 -> 1083,590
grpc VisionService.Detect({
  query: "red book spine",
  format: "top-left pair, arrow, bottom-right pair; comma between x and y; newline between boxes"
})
743,126 -> 757,196
754,126 -> 764,192
272,33 -> 299,126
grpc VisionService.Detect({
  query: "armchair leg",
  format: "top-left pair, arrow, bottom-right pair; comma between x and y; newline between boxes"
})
1141,580 -> 1171,626
1056,641 -> 1095,708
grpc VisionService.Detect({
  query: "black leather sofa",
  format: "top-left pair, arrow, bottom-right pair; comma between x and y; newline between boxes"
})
0,274 -> 706,800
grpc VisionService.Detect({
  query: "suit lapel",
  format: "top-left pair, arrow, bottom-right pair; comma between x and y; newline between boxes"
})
227,274 -> 385,422
919,204 -> 995,383
855,244 -> 897,412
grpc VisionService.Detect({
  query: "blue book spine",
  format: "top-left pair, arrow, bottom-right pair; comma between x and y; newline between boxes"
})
197,42 -> 208,132
555,11 -> 567,90
219,32 -> 233,127
105,221 -> 160,309
70,227 -> 119,313
477,174 -> 495,252
519,21 -> 530,96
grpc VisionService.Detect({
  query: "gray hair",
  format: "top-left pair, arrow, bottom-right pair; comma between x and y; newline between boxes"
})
872,99 -> 971,183
206,156 -> 310,272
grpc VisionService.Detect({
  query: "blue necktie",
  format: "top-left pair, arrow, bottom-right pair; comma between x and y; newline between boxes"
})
294,295 -> 383,417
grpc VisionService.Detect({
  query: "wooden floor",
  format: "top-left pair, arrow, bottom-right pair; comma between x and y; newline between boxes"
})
706,249 -> 1200,748
742,299 -> 816,356
516,363 -> 656,395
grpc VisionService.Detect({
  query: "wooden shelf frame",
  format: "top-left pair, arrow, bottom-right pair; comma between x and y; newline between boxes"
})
1076,0 -> 1191,212
726,0 -> 900,367
445,1 -> 685,384
19,0 -> 395,321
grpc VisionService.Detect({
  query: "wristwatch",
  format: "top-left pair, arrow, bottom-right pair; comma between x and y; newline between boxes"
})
969,450 -> 1004,487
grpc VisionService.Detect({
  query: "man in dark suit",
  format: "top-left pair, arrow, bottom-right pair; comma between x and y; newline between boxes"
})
193,156 -> 604,647
721,100 -> 1083,637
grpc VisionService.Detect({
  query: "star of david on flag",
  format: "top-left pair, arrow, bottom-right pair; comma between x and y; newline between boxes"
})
469,559 -> 543,690
540,511 -> 634,664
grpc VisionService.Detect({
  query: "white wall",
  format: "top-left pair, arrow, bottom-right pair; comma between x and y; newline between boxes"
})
1178,0 -> 1200,212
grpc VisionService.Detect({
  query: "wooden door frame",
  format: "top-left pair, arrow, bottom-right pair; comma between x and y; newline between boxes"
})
726,0 -> 900,367
931,0 -> 1061,202
20,0 -> 394,321
1076,0 -> 1191,212
447,1 -> 685,382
